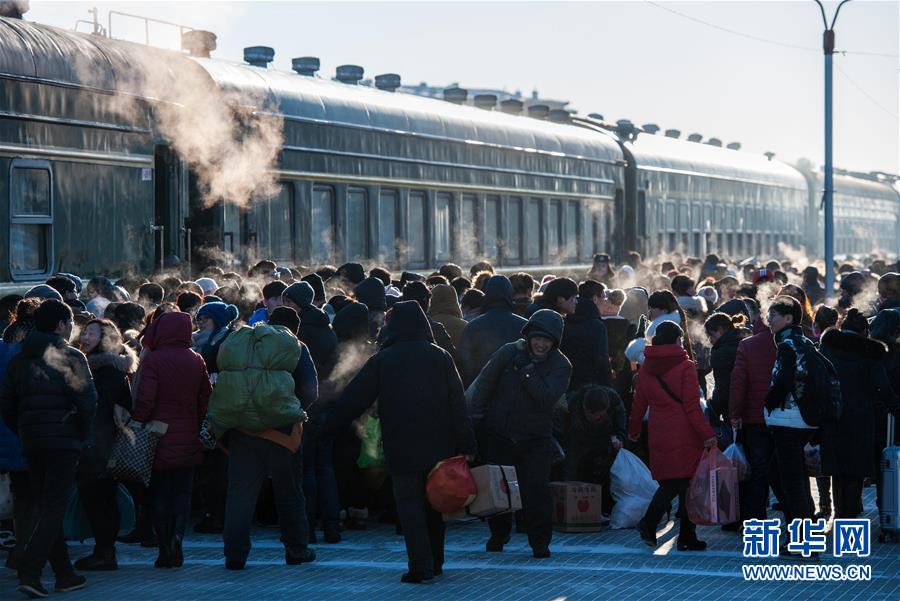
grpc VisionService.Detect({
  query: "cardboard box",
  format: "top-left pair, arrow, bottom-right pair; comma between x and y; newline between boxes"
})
550,481 -> 603,533
467,465 -> 522,517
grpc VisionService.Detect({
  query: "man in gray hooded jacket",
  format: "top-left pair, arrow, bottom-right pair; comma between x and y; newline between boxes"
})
468,309 -> 572,559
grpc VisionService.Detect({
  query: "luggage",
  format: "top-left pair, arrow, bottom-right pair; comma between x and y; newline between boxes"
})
467,465 -> 522,517
687,446 -> 739,526
356,415 -> 385,469
426,455 -> 477,514
879,414 -> 899,543
550,481 -> 603,533
609,448 -> 658,529
105,420 -> 168,487
64,484 -> 136,542
208,324 -> 306,433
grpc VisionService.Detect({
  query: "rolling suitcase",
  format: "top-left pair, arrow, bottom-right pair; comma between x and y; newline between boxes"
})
879,414 -> 899,542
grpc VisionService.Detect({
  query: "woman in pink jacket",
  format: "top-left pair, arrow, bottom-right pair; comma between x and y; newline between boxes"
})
132,311 -> 212,569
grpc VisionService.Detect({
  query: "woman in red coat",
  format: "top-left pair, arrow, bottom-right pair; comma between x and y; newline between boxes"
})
132,311 -> 212,569
628,321 -> 716,550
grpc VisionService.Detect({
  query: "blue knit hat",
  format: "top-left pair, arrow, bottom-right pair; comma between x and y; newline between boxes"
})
197,301 -> 239,329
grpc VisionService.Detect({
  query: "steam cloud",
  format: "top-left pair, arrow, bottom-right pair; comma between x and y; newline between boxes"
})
77,41 -> 283,209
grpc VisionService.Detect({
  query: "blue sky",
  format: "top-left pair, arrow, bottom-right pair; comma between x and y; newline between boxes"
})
26,1 -> 899,174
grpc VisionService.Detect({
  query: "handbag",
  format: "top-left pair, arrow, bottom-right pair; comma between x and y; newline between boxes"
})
64,484 -> 137,541
199,415 -> 218,451
105,419 -> 168,487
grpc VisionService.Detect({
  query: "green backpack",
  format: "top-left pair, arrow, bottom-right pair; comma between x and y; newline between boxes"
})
208,324 -> 307,433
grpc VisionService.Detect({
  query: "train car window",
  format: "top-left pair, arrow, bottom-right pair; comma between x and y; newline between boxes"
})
408,191 -> 427,265
725,206 -> 734,232
692,205 -> 701,231
547,200 -> 560,259
255,183 -> 293,262
564,201 -> 578,260
506,197 -> 522,263
10,163 -> 53,278
525,198 -> 541,264
665,203 -> 676,231
485,196 -> 500,260
312,185 -> 336,264
347,188 -> 368,261
637,191 -> 647,235
435,192 -> 452,262
461,193 -> 478,260
379,189 -> 399,264
679,204 -> 689,233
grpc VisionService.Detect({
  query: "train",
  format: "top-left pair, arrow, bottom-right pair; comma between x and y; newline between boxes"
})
1,13 -> 898,290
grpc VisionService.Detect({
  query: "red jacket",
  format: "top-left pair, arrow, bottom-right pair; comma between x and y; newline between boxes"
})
728,327 -> 776,426
133,312 -> 212,470
628,345 -> 714,481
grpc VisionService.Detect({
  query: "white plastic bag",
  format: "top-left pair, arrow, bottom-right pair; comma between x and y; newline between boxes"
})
0,473 -> 12,520
609,449 -> 658,529
723,430 -> 750,482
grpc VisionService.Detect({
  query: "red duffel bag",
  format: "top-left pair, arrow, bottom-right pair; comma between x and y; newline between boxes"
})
426,455 -> 477,514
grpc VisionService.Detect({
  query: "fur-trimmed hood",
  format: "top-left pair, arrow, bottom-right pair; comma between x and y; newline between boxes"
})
87,346 -> 138,374
820,327 -> 888,360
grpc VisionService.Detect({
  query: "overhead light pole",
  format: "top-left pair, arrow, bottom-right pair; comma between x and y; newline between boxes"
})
814,0 -> 851,298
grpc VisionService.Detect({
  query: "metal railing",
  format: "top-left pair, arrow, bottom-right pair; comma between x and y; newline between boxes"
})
107,10 -> 194,48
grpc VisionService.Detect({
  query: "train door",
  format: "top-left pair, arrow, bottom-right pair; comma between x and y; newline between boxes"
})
153,145 -> 188,273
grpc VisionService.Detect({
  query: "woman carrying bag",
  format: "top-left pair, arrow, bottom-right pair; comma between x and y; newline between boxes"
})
628,321 -> 716,551
74,319 -> 136,571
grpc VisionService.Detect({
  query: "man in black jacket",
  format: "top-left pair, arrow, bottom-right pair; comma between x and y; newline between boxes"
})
559,280 -> 612,393
457,276 -> 528,387
1,299 -> 98,598
468,309 -> 572,558
283,282 -> 337,382
326,301 -> 476,584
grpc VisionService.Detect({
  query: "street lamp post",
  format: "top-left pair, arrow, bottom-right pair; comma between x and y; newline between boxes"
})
814,0 -> 850,298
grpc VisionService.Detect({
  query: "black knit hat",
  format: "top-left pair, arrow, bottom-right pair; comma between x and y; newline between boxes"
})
269,306 -> 300,335
301,273 -> 326,303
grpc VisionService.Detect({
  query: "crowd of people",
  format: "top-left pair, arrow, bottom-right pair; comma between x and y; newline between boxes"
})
1,250 -> 899,596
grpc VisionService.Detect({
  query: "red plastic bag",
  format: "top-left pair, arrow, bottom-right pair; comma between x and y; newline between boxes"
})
687,446 -> 739,525
426,455 -> 477,514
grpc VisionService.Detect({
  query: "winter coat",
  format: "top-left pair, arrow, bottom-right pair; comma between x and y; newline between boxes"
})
708,327 -> 751,421
0,340 -> 27,471
625,310 -> 681,365
870,307 -> 900,447
469,310 -> 572,443
192,326 -> 232,376
627,345 -> 715,481
208,324 -> 308,433
0,331 -> 97,455
325,301 -> 476,475
297,304 -> 338,381
79,348 -> 135,479
559,297 -> 612,392
558,386 -> 626,480
729,327 -> 776,426
603,316 -> 637,406
427,317 -> 456,357
764,326 -> 817,429
819,328 -> 900,477
132,312 -> 212,470
428,284 -> 468,349
457,276 -> 528,387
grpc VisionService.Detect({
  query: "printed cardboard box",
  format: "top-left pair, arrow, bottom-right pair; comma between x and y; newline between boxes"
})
550,481 -> 603,533
467,465 -> 522,517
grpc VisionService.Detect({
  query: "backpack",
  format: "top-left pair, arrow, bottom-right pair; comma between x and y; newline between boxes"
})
797,347 -> 843,426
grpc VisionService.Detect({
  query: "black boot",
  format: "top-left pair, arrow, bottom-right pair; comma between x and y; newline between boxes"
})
154,524 -> 171,569
169,515 -> 187,568
676,527 -> 707,551
74,546 -> 117,571
637,519 -> 657,547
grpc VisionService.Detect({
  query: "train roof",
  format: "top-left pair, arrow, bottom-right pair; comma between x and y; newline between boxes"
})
0,17 -> 624,166
814,172 -> 900,202
190,58 -> 624,165
624,132 -> 807,190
